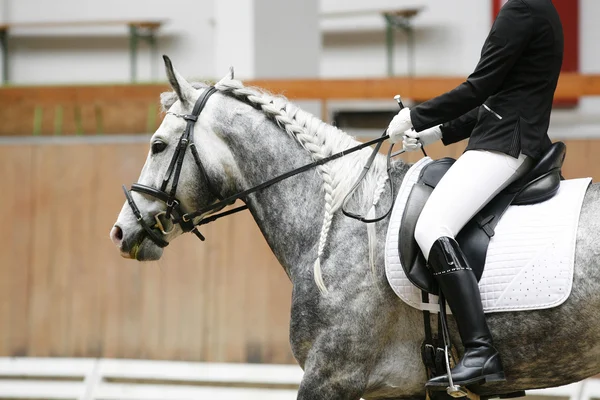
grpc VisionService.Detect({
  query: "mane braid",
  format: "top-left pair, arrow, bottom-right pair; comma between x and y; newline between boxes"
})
214,78 -> 390,294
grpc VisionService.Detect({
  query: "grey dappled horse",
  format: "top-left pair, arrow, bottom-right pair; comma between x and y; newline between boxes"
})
110,59 -> 600,400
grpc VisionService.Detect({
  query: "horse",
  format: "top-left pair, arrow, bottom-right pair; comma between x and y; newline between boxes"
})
110,57 -> 600,400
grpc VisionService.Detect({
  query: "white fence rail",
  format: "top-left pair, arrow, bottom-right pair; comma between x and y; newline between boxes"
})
0,358 -> 302,400
0,357 -> 597,400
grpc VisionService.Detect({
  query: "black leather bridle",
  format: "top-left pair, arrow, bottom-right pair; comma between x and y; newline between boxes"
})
123,86 -> 402,249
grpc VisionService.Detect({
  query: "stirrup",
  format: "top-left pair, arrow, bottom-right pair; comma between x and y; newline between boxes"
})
447,386 -> 469,398
444,353 -> 468,397
439,294 -> 467,398
426,296 -> 481,400
426,388 -> 480,400
437,349 -> 478,400
443,343 -> 467,397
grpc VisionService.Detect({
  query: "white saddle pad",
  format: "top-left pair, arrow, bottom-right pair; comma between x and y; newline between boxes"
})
385,157 -> 591,314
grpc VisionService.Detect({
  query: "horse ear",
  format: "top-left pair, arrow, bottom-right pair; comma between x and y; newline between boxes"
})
162,55 -> 196,104
216,66 -> 235,86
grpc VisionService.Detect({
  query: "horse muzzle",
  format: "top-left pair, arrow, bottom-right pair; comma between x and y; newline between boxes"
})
110,223 -> 165,261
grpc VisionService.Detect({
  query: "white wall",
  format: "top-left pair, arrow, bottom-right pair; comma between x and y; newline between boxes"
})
2,0 -> 217,84
0,0 -> 7,22
576,0 -> 600,114
3,0 -> 598,82
213,0 -> 319,80
214,0 -> 255,79
0,0 -> 493,83
320,0 -> 491,77
254,0 -> 320,78
1,0 -> 321,83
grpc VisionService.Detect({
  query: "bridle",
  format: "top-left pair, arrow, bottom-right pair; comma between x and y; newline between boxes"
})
123,86 -> 222,247
122,86 -> 412,249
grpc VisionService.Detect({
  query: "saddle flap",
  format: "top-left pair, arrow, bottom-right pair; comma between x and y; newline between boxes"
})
399,183 -> 439,294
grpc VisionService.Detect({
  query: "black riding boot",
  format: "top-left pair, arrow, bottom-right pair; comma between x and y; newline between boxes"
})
425,236 -> 506,389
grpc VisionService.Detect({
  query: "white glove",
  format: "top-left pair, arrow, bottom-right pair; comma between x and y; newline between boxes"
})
402,125 -> 443,152
387,108 -> 413,143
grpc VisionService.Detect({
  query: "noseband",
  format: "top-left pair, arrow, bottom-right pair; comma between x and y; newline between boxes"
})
123,86 -> 402,249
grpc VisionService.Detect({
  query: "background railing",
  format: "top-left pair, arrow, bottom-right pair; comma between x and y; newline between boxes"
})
1,73 -> 599,135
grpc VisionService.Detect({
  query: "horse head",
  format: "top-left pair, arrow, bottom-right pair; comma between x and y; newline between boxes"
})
110,56 -> 237,261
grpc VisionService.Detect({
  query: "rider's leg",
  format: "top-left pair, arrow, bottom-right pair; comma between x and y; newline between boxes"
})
414,149 -> 532,388
415,149 -> 531,260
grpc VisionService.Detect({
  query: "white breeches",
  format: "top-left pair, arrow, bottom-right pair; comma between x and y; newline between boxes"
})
415,149 -> 533,260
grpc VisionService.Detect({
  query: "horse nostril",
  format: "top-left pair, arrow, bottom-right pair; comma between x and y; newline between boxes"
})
110,225 -> 124,246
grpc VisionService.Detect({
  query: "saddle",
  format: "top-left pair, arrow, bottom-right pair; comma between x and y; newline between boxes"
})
399,142 -> 566,295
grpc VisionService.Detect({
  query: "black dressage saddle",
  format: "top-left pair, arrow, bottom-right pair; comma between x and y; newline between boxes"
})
399,142 -> 566,295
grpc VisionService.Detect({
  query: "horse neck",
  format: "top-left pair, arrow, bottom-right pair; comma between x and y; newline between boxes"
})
207,99 -> 327,278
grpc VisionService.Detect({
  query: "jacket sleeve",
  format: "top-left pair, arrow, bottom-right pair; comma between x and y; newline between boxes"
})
410,0 -> 534,133
440,107 -> 479,145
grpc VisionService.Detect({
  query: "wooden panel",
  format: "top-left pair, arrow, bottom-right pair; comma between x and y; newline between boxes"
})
2,74 -> 600,135
3,73 -> 600,136
0,74 -> 598,104
0,145 -> 34,357
0,139 -> 598,363
0,74 -> 595,103
0,141 -> 294,363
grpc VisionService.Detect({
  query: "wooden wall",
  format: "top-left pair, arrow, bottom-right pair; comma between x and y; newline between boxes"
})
0,138 -> 599,362
0,141 -> 295,364
2,73 -> 600,135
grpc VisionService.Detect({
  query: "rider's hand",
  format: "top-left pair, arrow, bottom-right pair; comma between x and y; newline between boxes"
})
402,125 -> 443,152
387,108 -> 413,143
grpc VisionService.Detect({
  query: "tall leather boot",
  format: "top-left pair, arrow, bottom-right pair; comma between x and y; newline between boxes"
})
425,236 -> 506,389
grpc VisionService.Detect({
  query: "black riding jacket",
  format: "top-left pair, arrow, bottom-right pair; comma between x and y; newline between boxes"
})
410,0 -> 564,160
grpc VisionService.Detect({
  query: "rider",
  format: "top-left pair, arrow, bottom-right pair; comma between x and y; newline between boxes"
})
387,0 -> 564,389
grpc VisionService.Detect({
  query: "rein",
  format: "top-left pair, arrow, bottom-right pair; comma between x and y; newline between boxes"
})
123,86 -> 402,248
181,132 -> 394,222
341,134 -> 396,223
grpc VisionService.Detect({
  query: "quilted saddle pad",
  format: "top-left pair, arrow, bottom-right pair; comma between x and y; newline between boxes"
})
384,157 -> 591,314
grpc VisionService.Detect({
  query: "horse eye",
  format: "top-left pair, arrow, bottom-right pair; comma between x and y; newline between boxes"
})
151,141 -> 167,154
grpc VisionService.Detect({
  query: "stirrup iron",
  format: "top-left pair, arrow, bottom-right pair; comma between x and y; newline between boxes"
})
444,345 -> 467,398
439,294 -> 468,398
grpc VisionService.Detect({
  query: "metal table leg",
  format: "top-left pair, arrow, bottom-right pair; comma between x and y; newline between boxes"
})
145,30 -> 158,80
385,15 -> 395,77
383,12 -> 418,77
0,28 -> 9,84
129,25 -> 139,82
405,22 -> 416,77
129,24 -> 160,82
